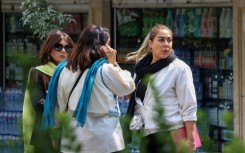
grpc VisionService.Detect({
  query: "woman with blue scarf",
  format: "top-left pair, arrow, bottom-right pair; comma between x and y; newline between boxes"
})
42,25 -> 135,153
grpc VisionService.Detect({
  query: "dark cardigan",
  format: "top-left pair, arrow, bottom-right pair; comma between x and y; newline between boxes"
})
27,68 -> 55,153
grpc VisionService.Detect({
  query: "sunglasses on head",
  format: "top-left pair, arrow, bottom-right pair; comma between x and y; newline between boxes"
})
54,44 -> 72,52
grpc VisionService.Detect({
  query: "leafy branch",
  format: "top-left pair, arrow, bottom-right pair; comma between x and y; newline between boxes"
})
21,0 -> 75,39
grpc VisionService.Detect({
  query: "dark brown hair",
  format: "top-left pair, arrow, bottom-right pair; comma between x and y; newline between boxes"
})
38,29 -> 75,65
67,24 -> 110,72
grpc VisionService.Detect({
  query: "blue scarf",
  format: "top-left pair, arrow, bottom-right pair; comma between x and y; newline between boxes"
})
73,58 -> 108,127
42,58 -> 108,129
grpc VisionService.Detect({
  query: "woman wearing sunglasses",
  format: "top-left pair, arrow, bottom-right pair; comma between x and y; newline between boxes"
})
23,30 -> 74,153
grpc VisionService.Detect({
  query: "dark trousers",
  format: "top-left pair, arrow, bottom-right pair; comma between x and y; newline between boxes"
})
140,131 -> 176,153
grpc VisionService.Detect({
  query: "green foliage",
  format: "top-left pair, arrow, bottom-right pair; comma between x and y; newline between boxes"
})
196,109 -> 216,152
55,112 -> 82,153
147,76 -> 177,153
223,110 -> 233,129
224,137 -> 245,153
21,0 -> 75,40
121,75 -> 176,153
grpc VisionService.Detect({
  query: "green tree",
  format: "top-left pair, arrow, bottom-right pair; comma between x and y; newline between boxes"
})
21,0 -> 75,40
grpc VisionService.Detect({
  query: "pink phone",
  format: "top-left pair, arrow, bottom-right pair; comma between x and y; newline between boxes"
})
99,46 -> 110,57
99,46 -> 109,52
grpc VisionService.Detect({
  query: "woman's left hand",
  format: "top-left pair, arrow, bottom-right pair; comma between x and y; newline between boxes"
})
186,139 -> 196,153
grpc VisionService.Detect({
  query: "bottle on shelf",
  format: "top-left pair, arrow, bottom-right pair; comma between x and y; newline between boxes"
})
6,41 -> 13,57
194,8 -> 202,37
224,8 -> 232,38
207,8 -> 213,38
187,9 -> 195,36
166,9 -> 173,30
201,8 -> 208,37
12,39 -> 18,56
10,15 -> 17,33
143,12 -> 149,36
173,8 -> 180,37
17,39 -> 24,55
210,8 -> 218,38
0,87 -> 3,102
219,8 -> 226,38
8,63 -> 16,81
179,8 -> 187,37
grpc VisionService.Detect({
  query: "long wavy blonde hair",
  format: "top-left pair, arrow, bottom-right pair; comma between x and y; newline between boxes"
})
126,24 -> 173,62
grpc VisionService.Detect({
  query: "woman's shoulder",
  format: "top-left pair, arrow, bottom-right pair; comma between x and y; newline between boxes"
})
173,58 -> 190,68
27,67 -> 49,84
59,67 -> 83,83
171,58 -> 192,74
30,66 -> 53,78
60,67 -> 80,77
29,67 -> 42,75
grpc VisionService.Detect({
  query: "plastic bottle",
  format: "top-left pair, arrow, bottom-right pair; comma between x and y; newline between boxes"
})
12,112 -> 17,135
166,9 -> 173,30
0,87 -> 3,102
207,8 -> 213,38
10,15 -> 16,32
173,8 -> 180,37
9,63 -> 16,81
0,111 -> 3,134
224,8 -> 232,38
219,8 -> 226,38
179,8 -> 187,37
211,8 -> 218,37
3,112 -> 7,134
16,112 -> 21,135
4,88 -> 10,110
143,14 -> 148,36
187,9 -> 195,36
201,8 -> 208,37
0,135 -> 3,153
194,8 -> 202,37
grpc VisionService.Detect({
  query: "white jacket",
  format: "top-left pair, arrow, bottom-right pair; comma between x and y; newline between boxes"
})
57,63 -> 135,153
135,58 -> 197,135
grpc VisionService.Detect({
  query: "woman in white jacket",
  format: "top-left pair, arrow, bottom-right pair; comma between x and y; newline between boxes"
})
42,25 -> 135,153
126,24 -> 201,153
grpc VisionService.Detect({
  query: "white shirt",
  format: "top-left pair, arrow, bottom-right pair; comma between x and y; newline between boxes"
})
57,63 -> 135,153
135,58 -> 197,135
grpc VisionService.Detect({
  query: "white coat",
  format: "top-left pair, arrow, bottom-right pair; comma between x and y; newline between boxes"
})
57,63 -> 135,153
134,58 -> 197,135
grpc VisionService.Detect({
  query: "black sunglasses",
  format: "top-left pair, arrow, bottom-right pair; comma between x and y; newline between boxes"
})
54,44 -> 72,52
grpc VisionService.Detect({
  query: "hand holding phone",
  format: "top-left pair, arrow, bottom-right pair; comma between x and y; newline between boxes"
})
99,46 -> 109,57
99,45 -> 117,65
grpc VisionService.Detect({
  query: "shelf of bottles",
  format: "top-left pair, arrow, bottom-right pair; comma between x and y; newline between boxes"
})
1,12 -> 87,153
0,87 -> 24,153
5,13 -> 40,88
115,6 -> 233,152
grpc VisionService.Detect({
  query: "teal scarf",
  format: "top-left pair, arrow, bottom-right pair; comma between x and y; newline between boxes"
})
42,58 -> 108,129
73,58 -> 108,127
42,60 -> 67,129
